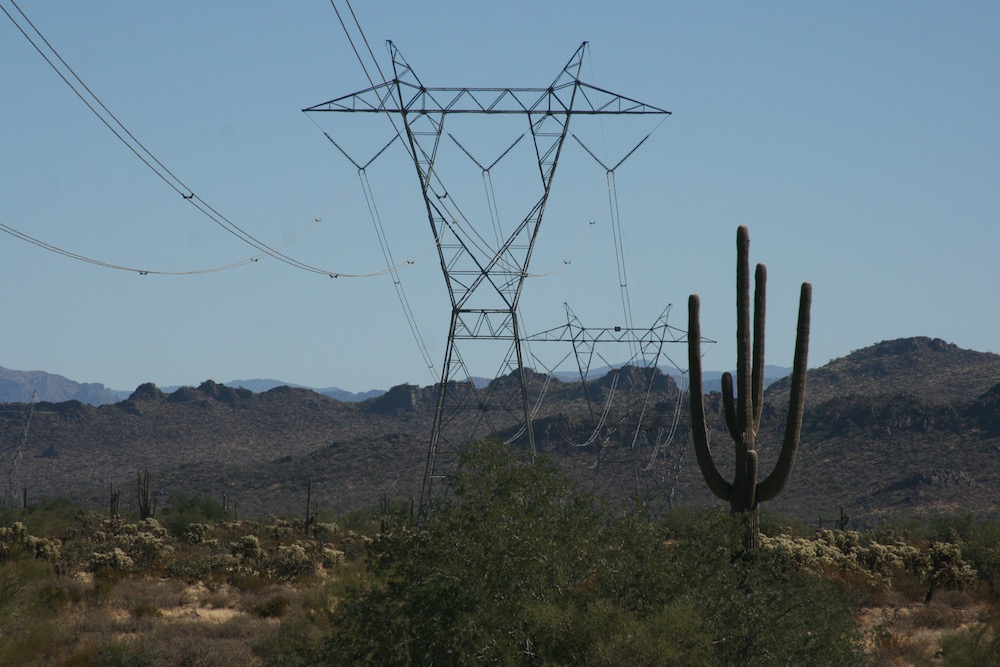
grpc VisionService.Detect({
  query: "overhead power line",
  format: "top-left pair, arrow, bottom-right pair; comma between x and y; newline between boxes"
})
1,0 -> 427,279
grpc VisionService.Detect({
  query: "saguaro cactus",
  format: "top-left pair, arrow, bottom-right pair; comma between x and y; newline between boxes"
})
688,225 -> 811,549
137,468 -> 156,520
109,484 -> 121,518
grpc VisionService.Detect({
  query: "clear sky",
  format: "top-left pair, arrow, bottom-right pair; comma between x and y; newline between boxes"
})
1,1 -> 997,393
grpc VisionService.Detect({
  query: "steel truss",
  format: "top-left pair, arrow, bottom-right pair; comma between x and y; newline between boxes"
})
305,42 -> 670,507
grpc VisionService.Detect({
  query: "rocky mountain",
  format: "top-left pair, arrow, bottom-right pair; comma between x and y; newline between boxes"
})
225,379 -> 384,403
0,367 -> 120,405
749,337 -> 1000,524
0,369 -> 386,406
4,337 -> 999,526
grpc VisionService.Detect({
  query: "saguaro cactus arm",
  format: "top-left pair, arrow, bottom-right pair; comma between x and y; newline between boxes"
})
721,373 -> 740,442
752,263 -> 767,431
722,267 -> 766,441
688,294 -> 732,501
736,226 -> 752,437
757,281 -> 812,502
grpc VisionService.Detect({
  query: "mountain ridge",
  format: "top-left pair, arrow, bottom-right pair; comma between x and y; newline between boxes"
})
3,336 -> 998,525
0,365 -> 794,407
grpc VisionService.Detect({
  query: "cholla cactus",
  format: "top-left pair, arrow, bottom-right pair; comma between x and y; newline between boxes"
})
231,534 -> 264,562
184,523 -> 211,545
688,225 -> 812,549
270,543 -> 315,579
926,534 -> 977,602
760,530 -> 922,589
89,547 -> 134,572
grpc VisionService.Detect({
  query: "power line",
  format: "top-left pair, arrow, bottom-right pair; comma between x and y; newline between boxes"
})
327,0 -> 439,382
1,0 -> 404,279
0,218 -> 309,276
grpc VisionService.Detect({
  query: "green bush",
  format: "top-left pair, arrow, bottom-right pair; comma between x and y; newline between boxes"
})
672,510 -> 866,667
322,439 -> 864,666
91,640 -> 157,667
0,559 -> 67,665
0,496 -> 82,538
941,622 -> 1000,667
159,494 -> 226,537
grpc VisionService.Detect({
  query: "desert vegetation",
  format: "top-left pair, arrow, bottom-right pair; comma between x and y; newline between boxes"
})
688,224 -> 812,549
0,440 -> 998,666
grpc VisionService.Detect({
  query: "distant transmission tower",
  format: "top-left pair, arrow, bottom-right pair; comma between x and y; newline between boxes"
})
1,392 -> 34,509
305,42 -> 670,507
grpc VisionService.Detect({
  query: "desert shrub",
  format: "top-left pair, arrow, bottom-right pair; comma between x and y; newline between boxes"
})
90,640 -> 157,667
940,622 -> 1000,667
0,559 -> 68,664
323,439 -> 687,664
673,510 -> 865,667
38,578 -> 89,610
254,611 -> 329,667
0,496 -> 81,537
139,614 -> 268,666
160,493 -> 227,537
249,593 -> 289,618
338,509 -> 376,535
337,530 -> 372,562
323,439 -> 863,666
164,548 -> 237,581
228,570 -> 270,593
954,518 -> 1000,595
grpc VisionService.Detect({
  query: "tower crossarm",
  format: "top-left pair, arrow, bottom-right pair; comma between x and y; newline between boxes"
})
526,322 -> 687,346
303,83 -> 670,116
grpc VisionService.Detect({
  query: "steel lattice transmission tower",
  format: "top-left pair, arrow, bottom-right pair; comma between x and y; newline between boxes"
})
305,42 -> 670,506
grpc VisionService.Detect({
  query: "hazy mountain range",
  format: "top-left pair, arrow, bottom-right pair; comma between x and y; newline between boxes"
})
0,365 -> 791,406
0,369 -> 386,405
4,336 -> 999,525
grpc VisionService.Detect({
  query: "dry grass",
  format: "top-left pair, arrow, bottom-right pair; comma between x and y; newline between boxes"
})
51,578 -> 301,666
857,595 -> 992,666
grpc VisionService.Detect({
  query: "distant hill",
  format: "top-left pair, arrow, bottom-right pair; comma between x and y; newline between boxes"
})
224,379 -> 384,403
755,337 -> 1000,523
0,369 -> 386,406
0,367 -> 119,405
558,364 -> 792,393
5,337 -> 1000,525
0,364 -> 788,407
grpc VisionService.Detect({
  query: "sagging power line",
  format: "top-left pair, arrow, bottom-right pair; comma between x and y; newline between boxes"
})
0,0 -> 431,280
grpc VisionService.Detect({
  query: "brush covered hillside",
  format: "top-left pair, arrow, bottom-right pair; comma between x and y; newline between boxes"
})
757,337 -> 1000,524
6,337 -> 1000,524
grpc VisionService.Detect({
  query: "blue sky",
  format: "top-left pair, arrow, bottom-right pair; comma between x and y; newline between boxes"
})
1,1 -> 997,393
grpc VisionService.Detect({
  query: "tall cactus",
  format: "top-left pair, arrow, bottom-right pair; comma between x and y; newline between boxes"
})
137,468 -> 156,520
688,225 -> 811,549
109,483 -> 121,518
